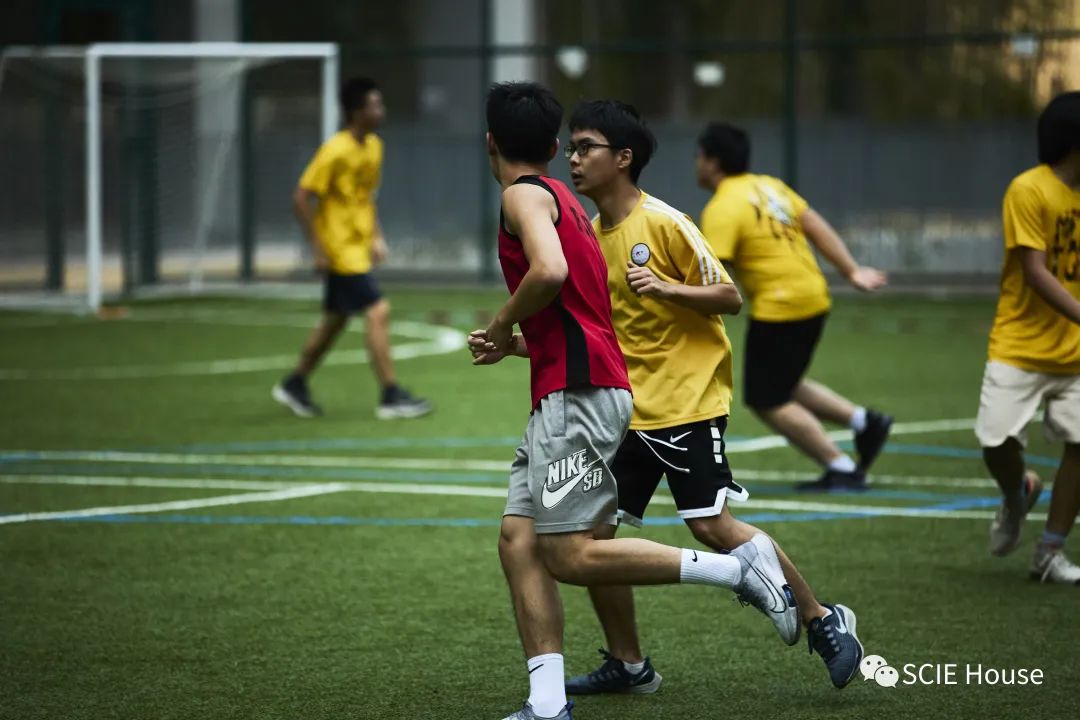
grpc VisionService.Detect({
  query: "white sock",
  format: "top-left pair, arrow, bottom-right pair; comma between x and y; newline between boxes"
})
679,548 -> 742,588
828,454 -> 858,473
527,654 -> 566,718
850,407 -> 868,433
623,659 -> 646,674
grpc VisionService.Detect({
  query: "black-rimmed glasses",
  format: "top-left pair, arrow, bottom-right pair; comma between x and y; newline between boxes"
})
564,141 -> 619,159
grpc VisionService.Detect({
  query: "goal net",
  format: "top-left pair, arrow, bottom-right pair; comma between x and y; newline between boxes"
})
0,43 -> 338,313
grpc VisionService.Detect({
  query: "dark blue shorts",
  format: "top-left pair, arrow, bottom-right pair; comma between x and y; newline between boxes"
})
323,273 -> 382,316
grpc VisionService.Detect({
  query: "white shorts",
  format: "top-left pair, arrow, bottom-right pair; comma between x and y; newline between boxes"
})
975,361 -> 1080,447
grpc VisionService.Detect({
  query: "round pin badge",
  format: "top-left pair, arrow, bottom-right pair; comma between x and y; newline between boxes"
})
630,243 -> 651,266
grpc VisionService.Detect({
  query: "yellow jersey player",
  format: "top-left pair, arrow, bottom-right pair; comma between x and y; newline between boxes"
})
977,91 -> 1080,585
272,77 -> 431,420
697,123 -> 890,492
563,99 -> 864,694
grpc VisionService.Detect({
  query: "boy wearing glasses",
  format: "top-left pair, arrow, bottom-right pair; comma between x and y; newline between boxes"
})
469,83 -> 798,720
564,99 -> 864,694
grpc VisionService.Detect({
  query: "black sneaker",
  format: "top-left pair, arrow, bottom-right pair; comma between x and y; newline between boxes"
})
855,410 -> 893,471
376,386 -> 433,420
565,649 -> 662,695
272,374 -> 322,418
807,603 -> 864,689
795,468 -> 867,493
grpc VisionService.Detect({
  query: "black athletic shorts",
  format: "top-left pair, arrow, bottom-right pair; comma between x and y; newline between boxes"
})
743,312 -> 827,410
324,272 -> 382,316
612,416 -> 748,527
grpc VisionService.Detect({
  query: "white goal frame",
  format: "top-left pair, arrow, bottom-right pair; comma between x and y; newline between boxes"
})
83,42 -> 339,311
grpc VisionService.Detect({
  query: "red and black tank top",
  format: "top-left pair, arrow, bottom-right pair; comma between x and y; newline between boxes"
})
497,175 -> 630,408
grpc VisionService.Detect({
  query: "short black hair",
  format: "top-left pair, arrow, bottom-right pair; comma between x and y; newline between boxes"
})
341,77 -> 378,117
568,100 -> 656,183
698,122 -> 751,175
1038,91 -> 1080,165
486,82 -> 563,164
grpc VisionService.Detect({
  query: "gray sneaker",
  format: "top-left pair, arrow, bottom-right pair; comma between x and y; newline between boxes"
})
565,649 -> 662,695
501,701 -> 573,720
989,471 -> 1042,557
807,603 -> 864,689
730,533 -> 800,645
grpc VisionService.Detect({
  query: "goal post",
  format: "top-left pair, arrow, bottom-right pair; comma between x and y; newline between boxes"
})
83,43 -> 339,312
0,42 -> 338,314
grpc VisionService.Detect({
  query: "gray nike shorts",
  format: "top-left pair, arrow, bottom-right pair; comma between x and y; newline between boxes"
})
504,386 -> 632,534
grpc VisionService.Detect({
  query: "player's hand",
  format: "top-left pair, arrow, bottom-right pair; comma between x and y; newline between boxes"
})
312,245 -> 331,273
847,265 -> 887,292
485,316 -> 514,354
468,329 -> 507,365
370,236 -> 389,267
626,261 -> 672,299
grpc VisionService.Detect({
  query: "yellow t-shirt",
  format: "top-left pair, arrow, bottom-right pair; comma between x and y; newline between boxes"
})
700,173 -> 831,322
594,191 -> 736,430
298,130 -> 383,275
988,164 -> 1080,374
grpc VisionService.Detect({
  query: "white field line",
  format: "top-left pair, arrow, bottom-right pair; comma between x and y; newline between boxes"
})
0,482 -> 348,525
0,474 -> 294,490
726,417 -> 978,452
0,474 -> 1040,523
0,320 -> 464,380
736,469 -> 999,489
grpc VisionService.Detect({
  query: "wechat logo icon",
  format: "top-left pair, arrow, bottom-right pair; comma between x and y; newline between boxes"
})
861,655 -> 899,688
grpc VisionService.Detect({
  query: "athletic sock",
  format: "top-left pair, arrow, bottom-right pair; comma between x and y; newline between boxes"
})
622,659 -> 646,675
679,548 -> 742,588
527,654 -> 566,718
828,455 -> 858,473
1039,530 -> 1068,551
850,407 -> 868,433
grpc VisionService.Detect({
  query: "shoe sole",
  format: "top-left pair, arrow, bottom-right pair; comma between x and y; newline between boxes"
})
272,385 -> 318,418
566,671 -> 663,696
832,603 -> 865,689
375,404 -> 433,420
749,534 -> 801,646
990,472 -> 1042,558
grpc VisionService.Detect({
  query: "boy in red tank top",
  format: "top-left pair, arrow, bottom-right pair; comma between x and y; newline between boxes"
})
469,83 -> 801,720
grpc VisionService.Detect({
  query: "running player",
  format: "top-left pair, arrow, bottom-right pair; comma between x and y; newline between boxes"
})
470,82 -> 799,720
562,99 -> 864,695
977,91 -> 1080,584
273,77 -> 431,420
697,123 -> 890,491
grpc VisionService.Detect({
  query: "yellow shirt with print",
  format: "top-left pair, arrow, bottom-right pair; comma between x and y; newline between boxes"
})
988,164 -> 1080,374
298,130 -> 383,275
701,173 -> 831,322
594,192 -> 736,430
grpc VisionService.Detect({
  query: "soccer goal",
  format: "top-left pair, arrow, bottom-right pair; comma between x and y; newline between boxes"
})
0,42 -> 339,313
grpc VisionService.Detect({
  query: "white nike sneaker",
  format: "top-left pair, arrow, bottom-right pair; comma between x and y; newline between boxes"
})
1030,547 -> 1080,585
989,471 -> 1042,557
731,533 -> 800,645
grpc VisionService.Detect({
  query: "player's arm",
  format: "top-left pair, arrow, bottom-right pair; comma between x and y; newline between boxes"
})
1019,248 -> 1080,324
627,262 -> 742,315
801,208 -> 886,291
485,184 -> 566,352
371,214 -> 389,267
292,187 -> 329,272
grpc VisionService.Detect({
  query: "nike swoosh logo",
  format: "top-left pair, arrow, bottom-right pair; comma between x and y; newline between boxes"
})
691,550 -> 698,562
834,610 -> 849,634
751,566 -> 789,614
541,458 -> 601,509
669,431 -> 692,444
529,664 -> 544,674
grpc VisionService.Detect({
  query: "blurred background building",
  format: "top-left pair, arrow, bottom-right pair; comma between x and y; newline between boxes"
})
2,0 -> 1080,304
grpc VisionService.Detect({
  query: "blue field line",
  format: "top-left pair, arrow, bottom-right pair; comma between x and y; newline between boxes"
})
49,509 -> 868,528
835,441 -> 1061,468
162,436 -> 523,453
0,461 -> 984,502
